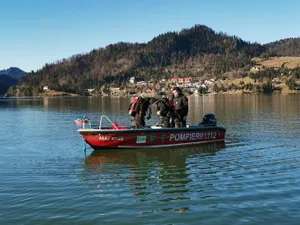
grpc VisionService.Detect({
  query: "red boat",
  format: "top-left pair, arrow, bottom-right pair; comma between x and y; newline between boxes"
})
77,114 -> 226,150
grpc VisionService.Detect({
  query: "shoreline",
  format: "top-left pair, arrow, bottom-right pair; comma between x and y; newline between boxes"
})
5,91 -> 298,98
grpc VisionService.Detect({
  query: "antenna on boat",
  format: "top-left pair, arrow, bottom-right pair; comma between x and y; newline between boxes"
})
74,115 -> 89,155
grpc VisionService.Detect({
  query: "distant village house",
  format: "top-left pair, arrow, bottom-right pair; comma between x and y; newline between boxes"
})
110,87 -> 121,95
129,76 -> 145,84
171,77 -> 191,83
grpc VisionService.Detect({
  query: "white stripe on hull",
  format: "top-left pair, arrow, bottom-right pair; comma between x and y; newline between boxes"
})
116,139 -> 225,149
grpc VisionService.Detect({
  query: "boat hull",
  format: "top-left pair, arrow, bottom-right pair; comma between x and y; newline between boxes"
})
79,126 -> 226,150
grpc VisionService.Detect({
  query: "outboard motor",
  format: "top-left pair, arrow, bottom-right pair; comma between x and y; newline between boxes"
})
199,114 -> 217,126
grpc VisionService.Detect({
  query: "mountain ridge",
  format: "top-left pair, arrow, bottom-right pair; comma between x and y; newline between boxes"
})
5,24 -> 300,97
0,67 -> 27,80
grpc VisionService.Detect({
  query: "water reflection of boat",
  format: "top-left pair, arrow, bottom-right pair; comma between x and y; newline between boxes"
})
85,141 -> 226,167
83,142 -> 226,209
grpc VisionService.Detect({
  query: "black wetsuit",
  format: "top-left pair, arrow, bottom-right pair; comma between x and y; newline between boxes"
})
134,97 -> 151,128
173,93 -> 188,127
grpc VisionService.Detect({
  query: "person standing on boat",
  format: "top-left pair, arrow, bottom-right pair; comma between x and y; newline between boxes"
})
128,96 -> 139,126
167,96 -> 175,127
172,87 -> 188,128
133,94 -> 152,128
151,96 -> 173,128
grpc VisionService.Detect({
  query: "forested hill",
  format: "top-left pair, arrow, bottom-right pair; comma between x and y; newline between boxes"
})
9,25 -> 300,96
0,74 -> 18,96
264,38 -> 300,56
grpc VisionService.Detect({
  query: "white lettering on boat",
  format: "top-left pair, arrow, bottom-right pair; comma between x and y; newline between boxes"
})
99,135 -> 124,141
169,132 -> 217,142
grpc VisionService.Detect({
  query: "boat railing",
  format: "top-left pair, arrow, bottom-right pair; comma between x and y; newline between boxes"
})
99,115 -> 119,130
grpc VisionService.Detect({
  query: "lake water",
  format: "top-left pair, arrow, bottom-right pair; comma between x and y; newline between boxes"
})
0,94 -> 299,225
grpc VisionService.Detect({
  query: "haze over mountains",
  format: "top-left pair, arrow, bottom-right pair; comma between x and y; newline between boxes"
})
0,67 -> 27,95
0,67 -> 27,80
2,24 -> 300,97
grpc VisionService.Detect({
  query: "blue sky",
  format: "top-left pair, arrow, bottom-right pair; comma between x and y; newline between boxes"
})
1,0 -> 300,72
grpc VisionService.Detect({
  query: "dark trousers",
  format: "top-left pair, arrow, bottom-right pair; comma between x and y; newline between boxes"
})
174,114 -> 187,128
134,113 -> 145,128
160,116 -> 170,128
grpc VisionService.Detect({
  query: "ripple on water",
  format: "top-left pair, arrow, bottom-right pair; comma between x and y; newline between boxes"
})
1,95 -> 300,224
